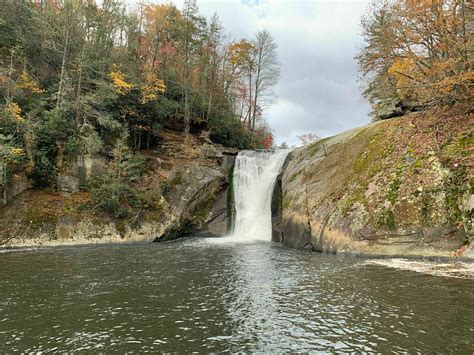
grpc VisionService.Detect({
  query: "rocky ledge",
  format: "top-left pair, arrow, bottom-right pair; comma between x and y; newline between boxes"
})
0,130 -> 236,248
273,109 -> 473,258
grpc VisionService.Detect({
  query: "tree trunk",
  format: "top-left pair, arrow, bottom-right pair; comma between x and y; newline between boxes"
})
56,27 -> 69,109
252,47 -> 262,131
6,48 -> 14,100
1,159 -> 7,206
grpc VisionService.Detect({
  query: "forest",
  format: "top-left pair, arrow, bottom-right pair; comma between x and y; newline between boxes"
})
0,0 -> 280,206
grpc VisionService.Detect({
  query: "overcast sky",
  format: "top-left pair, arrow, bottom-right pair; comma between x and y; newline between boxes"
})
131,0 -> 372,145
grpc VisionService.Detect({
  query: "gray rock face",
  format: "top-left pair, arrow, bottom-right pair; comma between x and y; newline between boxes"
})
373,98 -> 405,121
271,154 -> 292,243
154,152 -> 236,242
58,155 -> 106,193
272,115 -> 473,259
0,172 -> 32,207
0,134 -> 237,248
372,98 -> 422,122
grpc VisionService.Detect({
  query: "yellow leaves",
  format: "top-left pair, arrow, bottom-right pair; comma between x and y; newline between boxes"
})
18,70 -> 46,94
9,147 -> 24,157
140,65 -> 166,104
387,58 -> 420,99
140,79 -> 166,104
228,40 -> 255,66
0,146 -> 24,164
108,65 -> 133,95
108,64 -> 167,104
388,58 -> 415,81
7,102 -> 24,122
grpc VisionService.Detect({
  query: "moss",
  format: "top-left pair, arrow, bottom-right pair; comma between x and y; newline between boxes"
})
115,218 -> 127,237
307,137 -> 331,157
64,198 -> 74,214
25,207 -> 58,229
168,171 -> 183,188
352,130 -> 388,177
377,208 -> 396,230
387,167 -> 402,205
442,130 -> 474,159
421,191 -> 432,225
339,129 -> 395,214
190,193 -> 214,227
160,161 -> 173,171
282,192 -> 291,210
444,166 -> 469,223
288,171 -> 301,183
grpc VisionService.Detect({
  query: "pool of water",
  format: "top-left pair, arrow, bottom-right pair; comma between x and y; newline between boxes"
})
0,238 -> 473,352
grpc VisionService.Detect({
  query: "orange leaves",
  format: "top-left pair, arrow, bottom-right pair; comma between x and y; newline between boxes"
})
143,3 -> 181,30
359,0 -> 472,110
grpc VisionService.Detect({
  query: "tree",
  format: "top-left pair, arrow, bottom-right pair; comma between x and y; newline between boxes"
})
357,0 -> 473,117
250,30 -> 280,131
297,133 -> 320,146
0,0 -> 278,194
179,0 -> 202,134
261,133 -> 273,149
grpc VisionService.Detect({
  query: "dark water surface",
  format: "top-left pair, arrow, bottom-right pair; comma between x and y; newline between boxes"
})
0,239 -> 473,352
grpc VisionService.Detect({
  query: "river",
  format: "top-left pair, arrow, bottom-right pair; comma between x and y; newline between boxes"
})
1,239 -> 473,352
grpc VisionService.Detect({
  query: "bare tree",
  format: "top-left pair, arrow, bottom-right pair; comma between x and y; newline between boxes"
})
297,133 -> 320,146
251,29 -> 280,131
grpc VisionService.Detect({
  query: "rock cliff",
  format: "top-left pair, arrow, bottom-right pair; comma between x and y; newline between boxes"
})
0,130 -> 236,248
273,110 -> 473,258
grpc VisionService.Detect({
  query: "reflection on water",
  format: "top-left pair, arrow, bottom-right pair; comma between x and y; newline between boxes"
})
0,239 -> 473,352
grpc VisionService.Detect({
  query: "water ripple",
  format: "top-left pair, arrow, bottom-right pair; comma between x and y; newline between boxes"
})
0,240 -> 473,352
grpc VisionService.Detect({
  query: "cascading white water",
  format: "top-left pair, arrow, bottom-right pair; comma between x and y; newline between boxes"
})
229,149 -> 290,241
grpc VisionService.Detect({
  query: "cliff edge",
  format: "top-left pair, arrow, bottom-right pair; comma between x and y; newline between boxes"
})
274,109 -> 473,258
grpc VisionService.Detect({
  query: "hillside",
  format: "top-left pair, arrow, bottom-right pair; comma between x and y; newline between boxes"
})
274,107 -> 473,258
0,130 -> 235,248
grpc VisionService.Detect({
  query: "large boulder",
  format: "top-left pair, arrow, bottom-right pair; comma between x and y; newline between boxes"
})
274,111 -> 473,258
154,151 -> 236,242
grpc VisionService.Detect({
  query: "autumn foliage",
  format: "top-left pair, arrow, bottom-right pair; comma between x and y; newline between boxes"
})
357,0 -> 473,115
260,133 -> 274,149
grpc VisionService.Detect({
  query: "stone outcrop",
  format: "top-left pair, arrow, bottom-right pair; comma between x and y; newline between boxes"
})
274,111 -> 473,258
0,130 -> 236,248
154,151 -> 235,242
372,98 -> 422,121
0,172 -> 32,207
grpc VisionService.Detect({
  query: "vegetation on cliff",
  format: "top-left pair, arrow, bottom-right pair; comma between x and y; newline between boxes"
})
281,108 -> 473,257
357,0 -> 472,119
0,0 -> 279,213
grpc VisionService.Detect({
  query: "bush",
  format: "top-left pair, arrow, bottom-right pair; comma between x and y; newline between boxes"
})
209,114 -> 253,149
84,153 -> 159,219
90,180 -> 134,219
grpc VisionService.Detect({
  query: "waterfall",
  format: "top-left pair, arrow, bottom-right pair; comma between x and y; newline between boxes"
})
229,149 -> 290,241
